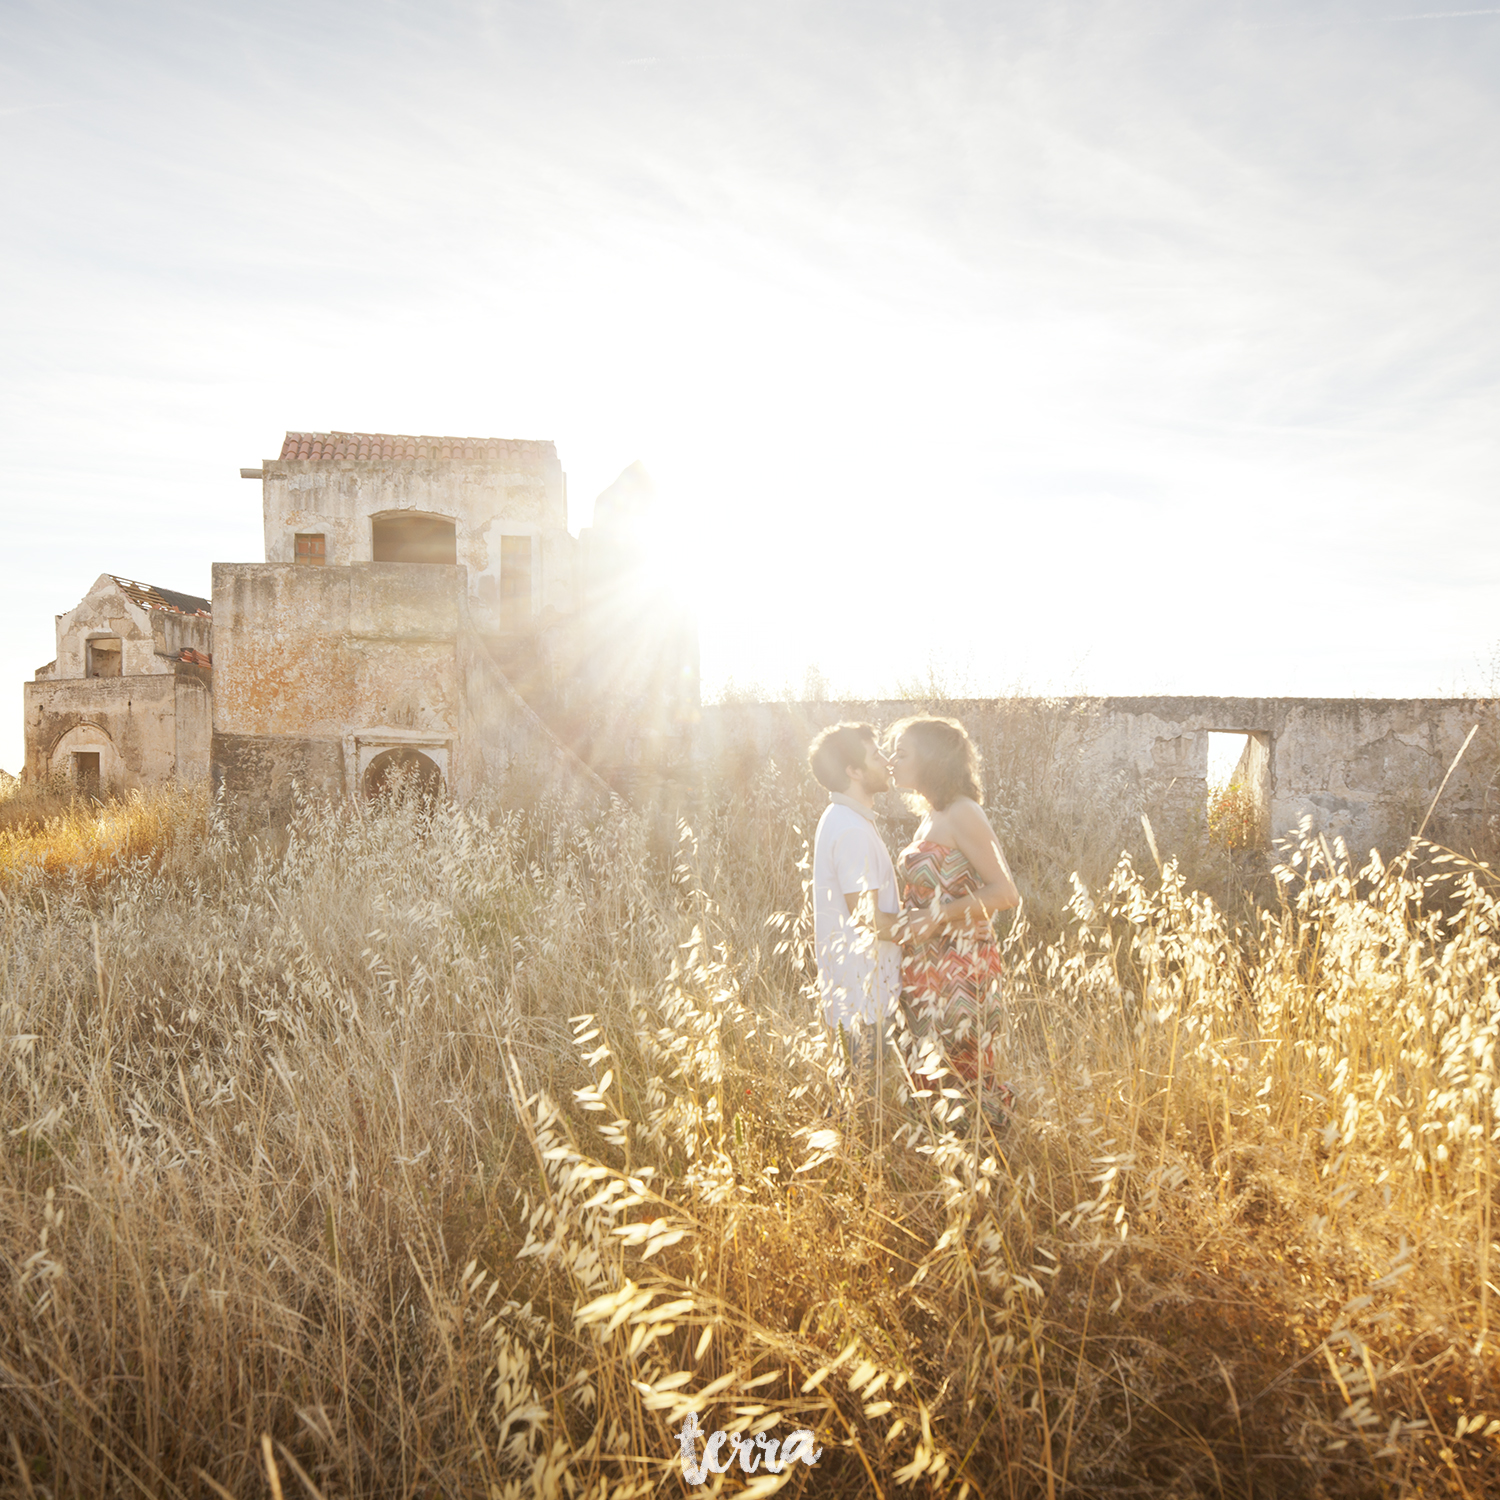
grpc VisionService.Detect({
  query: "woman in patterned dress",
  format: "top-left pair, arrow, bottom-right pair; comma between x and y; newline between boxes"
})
888,716 -> 1020,1123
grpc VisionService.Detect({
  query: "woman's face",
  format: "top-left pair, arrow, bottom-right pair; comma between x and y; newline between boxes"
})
890,734 -> 924,793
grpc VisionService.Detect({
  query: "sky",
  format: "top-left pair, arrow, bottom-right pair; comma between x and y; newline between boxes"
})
3,0 -> 1499,774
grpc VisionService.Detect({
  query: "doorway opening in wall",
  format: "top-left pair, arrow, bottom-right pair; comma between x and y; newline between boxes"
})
86,637 -> 122,678
1207,731 -> 1272,849
371,514 -> 457,565
72,752 -> 100,794
362,748 -> 443,804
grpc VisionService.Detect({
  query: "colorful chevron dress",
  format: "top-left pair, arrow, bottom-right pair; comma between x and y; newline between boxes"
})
898,840 -> 1014,1113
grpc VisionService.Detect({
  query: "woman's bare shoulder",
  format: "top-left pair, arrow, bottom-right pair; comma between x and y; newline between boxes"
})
946,797 -> 991,828
944,798 -> 1003,846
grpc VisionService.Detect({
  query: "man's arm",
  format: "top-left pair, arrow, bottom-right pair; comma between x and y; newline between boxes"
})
834,827 -> 902,942
844,889 -> 900,940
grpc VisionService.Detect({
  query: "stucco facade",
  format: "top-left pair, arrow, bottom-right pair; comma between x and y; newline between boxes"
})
245,432 -> 572,632
24,574 -> 213,791
215,432 -> 616,818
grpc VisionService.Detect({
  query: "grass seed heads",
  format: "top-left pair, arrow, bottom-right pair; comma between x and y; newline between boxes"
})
0,771 -> 1498,1495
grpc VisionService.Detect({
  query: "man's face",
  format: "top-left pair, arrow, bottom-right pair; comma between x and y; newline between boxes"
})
848,738 -> 892,795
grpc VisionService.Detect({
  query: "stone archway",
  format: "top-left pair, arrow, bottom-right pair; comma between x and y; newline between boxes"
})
48,722 -> 122,792
361,747 -> 444,802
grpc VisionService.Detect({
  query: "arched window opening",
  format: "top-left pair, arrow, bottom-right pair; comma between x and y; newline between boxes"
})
371,515 -> 457,565
86,637 -> 123,678
362,748 -> 444,802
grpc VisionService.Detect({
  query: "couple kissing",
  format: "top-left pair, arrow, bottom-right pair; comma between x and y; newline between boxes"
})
809,716 -> 1019,1131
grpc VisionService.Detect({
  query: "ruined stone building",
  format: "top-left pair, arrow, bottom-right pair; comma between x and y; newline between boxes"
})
15,434 -> 1495,861
214,431 -> 698,814
24,574 -> 213,790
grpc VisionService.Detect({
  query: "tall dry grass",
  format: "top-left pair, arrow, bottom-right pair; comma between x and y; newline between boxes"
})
0,776 -> 202,885
2,777 -> 1500,1497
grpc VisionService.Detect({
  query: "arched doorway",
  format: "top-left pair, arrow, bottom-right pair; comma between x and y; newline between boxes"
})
49,722 -> 121,793
361,747 -> 444,802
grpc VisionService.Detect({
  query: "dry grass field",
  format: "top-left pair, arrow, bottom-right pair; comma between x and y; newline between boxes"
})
2,760 -> 1500,1498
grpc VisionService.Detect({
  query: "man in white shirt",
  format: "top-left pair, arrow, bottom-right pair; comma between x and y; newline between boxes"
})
808,723 -> 904,1082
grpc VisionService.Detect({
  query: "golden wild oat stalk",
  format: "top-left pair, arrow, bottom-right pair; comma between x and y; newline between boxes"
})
1,773 -> 1500,1498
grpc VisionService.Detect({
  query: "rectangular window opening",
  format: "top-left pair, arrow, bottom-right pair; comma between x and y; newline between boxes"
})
500,535 -> 532,629
86,638 -> 122,678
1207,730 -> 1271,849
295,532 -> 326,565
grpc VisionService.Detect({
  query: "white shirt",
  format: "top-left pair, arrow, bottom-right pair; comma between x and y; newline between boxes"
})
812,794 -> 903,1027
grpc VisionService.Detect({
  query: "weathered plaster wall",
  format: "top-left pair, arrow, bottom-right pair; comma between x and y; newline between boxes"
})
49,576 -> 211,680
153,610 -> 213,661
23,669 -> 210,791
457,630 -> 613,810
211,556 -> 612,820
211,561 -> 470,813
212,563 -> 466,737
174,668 -> 213,783
697,697 -> 1500,859
23,569 -> 214,789
212,564 -> 357,742
256,451 -> 573,630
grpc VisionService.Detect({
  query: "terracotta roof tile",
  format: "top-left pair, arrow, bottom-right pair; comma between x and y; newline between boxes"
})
178,648 -> 213,668
110,577 -> 212,618
277,431 -> 556,464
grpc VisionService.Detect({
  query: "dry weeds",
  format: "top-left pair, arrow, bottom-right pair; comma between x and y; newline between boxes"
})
1,775 -> 1498,1498
0,778 -> 201,885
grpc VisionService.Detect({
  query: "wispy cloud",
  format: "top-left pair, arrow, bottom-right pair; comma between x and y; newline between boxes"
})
0,0 -> 1497,768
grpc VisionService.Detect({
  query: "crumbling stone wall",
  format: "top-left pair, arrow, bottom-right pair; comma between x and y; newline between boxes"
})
24,574 -> 213,791
210,560 -> 609,822
697,696 -> 1500,862
25,668 -> 212,791
211,561 -> 467,816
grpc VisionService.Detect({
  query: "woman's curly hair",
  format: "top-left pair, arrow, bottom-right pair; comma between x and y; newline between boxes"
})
889,715 -> 984,810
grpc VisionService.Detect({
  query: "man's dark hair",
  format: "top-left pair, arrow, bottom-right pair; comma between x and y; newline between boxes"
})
808,722 -> 877,793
